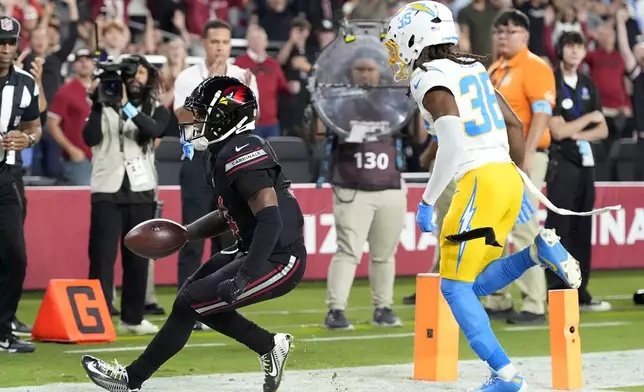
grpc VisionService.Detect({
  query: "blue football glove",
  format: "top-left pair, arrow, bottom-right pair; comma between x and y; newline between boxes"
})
416,201 -> 438,233
180,137 -> 194,161
516,188 -> 536,224
217,274 -> 249,304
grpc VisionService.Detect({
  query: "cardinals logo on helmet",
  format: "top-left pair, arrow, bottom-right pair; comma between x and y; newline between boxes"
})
219,86 -> 246,106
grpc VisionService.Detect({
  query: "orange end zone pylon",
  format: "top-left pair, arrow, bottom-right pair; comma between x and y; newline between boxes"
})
413,273 -> 459,381
31,279 -> 116,344
549,289 -> 583,390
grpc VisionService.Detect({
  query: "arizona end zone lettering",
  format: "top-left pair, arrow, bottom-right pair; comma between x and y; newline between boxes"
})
18,185 -> 644,290
300,198 -> 644,255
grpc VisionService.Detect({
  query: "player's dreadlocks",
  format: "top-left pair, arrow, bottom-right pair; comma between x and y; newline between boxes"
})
406,43 -> 489,97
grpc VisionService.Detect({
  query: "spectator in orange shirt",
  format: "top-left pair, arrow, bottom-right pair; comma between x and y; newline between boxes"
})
486,9 -> 556,325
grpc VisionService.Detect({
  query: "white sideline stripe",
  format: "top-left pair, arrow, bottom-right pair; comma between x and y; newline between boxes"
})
503,321 -> 629,332
147,293 -> 633,321
599,294 -> 632,300
63,333 -> 415,354
63,321 -> 628,354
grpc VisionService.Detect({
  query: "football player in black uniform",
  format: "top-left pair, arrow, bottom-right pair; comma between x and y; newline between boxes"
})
80,76 -> 307,392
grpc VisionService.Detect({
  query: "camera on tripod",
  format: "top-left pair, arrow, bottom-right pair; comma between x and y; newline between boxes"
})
94,58 -> 139,105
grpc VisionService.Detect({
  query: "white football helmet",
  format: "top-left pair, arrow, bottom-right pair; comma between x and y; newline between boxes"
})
384,1 -> 459,81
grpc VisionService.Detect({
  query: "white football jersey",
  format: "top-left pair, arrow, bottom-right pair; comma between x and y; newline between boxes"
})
410,58 -> 512,180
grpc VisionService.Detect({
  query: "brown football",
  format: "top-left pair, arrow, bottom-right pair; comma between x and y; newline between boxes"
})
124,218 -> 188,259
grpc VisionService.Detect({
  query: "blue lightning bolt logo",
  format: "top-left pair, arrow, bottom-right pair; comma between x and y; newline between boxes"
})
456,178 -> 478,272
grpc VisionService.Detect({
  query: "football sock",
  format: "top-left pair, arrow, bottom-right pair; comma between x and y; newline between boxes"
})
201,311 -> 275,355
496,363 -> 518,381
472,247 -> 535,297
127,295 -> 196,389
441,278 -> 511,372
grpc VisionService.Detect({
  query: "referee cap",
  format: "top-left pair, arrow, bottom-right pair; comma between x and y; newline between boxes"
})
0,16 -> 20,40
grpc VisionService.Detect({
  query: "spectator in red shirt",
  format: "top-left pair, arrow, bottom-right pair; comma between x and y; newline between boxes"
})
45,49 -> 94,185
585,20 -> 633,139
234,24 -> 291,138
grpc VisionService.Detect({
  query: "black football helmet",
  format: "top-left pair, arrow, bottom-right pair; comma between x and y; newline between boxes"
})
179,76 -> 258,146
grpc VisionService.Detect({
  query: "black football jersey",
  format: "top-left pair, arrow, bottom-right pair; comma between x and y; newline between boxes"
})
210,133 -> 304,256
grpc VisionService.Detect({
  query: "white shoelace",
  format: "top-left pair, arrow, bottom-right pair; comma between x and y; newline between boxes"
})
98,359 -> 128,381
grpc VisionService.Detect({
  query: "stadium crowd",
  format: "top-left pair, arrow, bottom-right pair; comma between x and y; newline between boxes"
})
2,0 -> 643,184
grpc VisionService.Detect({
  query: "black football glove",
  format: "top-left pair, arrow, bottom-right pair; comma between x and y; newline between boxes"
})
217,274 -> 250,304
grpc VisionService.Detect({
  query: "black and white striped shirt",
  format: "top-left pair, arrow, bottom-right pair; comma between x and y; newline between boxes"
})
0,66 -> 40,187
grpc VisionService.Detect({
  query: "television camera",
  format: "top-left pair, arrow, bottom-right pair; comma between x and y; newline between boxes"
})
93,56 -> 140,105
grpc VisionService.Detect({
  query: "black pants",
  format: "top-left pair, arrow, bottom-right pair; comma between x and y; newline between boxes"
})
13,170 -> 26,222
544,158 -> 594,304
88,202 -> 155,325
0,181 -> 27,337
126,241 -> 307,388
177,154 -> 237,288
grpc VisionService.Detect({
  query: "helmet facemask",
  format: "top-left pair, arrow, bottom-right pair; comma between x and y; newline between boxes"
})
178,94 -> 256,153
384,38 -> 411,82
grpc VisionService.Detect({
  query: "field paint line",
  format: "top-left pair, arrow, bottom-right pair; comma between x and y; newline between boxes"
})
64,342 -> 228,354
10,349 -> 644,391
503,321 -> 630,332
597,294 -> 632,300
146,305 -> 416,321
64,333 -> 416,354
142,293 -> 632,320
65,320 -> 630,354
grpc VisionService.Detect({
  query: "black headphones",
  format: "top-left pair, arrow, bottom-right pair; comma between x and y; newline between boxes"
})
555,32 -> 566,60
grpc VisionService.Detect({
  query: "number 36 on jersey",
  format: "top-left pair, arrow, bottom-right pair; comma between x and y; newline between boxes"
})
459,71 -> 506,137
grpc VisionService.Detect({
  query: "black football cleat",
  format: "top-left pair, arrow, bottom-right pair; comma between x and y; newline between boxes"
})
0,334 -> 35,353
81,355 -> 138,391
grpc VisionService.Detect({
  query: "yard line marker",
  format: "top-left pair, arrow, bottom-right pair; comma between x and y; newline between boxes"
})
549,289 -> 582,390
413,273 -> 458,381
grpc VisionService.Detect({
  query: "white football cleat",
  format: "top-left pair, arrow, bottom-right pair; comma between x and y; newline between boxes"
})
118,319 -> 159,336
259,333 -> 293,392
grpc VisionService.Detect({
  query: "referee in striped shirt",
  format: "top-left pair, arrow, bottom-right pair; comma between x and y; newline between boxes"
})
0,16 -> 43,354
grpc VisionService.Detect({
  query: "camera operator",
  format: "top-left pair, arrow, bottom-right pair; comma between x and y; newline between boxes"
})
83,55 -> 170,335
0,16 -> 43,353
318,51 -> 408,330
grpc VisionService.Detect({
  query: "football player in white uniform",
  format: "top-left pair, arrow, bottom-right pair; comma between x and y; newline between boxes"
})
385,1 -> 619,391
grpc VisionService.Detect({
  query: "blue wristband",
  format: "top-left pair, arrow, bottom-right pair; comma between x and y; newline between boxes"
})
122,102 -> 139,119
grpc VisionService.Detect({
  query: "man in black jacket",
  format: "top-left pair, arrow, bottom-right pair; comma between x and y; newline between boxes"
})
546,31 -> 610,311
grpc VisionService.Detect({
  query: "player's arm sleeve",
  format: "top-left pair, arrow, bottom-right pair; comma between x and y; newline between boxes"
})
525,61 -> 556,115
411,67 -> 463,205
232,167 -> 284,280
422,115 -> 464,205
